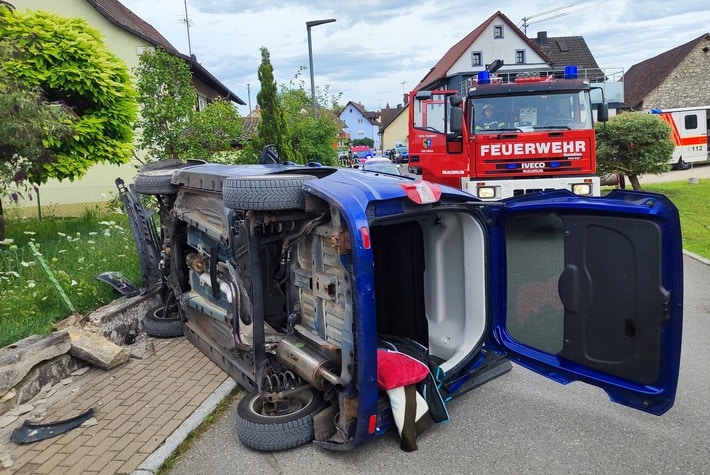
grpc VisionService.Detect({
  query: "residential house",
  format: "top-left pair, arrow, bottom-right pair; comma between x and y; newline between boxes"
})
378,102 -> 409,153
8,0 -> 244,216
529,31 -> 604,82
622,33 -> 710,111
339,101 -> 380,151
414,11 -> 605,97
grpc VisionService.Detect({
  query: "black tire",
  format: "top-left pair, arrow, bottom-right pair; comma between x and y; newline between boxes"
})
133,169 -> 178,195
223,175 -> 315,211
674,157 -> 691,171
134,159 -> 206,195
143,304 -> 184,338
236,388 -> 324,451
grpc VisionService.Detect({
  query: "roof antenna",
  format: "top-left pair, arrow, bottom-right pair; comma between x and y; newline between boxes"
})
182,0 -> 193,56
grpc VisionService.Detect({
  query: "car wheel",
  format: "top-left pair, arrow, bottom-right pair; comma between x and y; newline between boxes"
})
133,169 -> 178,195
223,175 -> 316,211
236,388 -> 324,452
143,304 -> 183,338
134,159 -> 206,195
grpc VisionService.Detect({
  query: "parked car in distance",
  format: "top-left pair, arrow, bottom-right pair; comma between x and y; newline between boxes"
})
362,158 -> 402,175
394,145 -> 409,163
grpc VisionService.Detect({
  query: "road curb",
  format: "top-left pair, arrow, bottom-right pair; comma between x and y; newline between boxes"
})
132,378 -> 238,475
683,249 -> 710,266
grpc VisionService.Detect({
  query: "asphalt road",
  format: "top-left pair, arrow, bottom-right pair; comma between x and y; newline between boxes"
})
169,252 -> 709,475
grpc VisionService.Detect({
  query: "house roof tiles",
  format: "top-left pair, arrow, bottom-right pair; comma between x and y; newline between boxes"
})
622,33 -> 709,110
88,0 -> 245,105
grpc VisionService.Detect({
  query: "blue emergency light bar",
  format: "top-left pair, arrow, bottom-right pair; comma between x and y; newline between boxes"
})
563,65 -> 578,79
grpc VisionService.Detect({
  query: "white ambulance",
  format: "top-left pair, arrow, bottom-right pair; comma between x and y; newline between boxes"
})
653,106 -> 710,170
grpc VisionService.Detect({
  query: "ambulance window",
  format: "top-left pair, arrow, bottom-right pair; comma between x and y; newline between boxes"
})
684,114 -> 698,130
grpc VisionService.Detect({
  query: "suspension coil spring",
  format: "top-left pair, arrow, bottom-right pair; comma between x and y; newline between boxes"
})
262,370 -> 301,392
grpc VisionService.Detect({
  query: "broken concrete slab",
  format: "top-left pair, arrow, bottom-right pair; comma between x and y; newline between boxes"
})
67,327 -> 130,370
85,291 -> 160,345
0,332 -> 71,397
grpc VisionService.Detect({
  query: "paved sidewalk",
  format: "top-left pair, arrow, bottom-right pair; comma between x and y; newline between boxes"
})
1,337 -> 233,475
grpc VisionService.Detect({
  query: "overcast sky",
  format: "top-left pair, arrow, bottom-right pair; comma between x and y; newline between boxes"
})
120,0 -> 708,114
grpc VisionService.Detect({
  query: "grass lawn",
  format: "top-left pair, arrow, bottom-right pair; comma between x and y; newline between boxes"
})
642,180 -> 710,260
0,209 -> 140,348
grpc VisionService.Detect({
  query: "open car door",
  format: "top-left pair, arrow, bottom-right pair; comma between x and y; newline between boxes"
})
485,189 -> 683,415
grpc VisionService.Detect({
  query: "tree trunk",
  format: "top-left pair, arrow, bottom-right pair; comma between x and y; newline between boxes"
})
628,174 -> 642,190
0,199 -> 5,242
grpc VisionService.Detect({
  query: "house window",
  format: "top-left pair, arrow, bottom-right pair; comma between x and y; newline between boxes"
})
493,25 -> 503,39
515,50 -> 526,64
197,96 -> 207,111
471,51 -> 482,67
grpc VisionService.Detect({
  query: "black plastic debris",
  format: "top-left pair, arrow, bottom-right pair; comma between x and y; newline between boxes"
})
96,271 -> 140,297
10,408 -> 96,444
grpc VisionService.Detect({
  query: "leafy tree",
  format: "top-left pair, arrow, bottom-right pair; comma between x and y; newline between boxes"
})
0,7 -> 137,180
0,6 -> 136,239
134,48 -> 197,161
596,112 -> 675,190
0,77 -> 74,240
252,47 -> 292,161
181,98 -> 244,161
280,85 -> 339,165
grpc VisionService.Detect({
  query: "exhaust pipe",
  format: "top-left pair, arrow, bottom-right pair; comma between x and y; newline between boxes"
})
276,335 -> 343,391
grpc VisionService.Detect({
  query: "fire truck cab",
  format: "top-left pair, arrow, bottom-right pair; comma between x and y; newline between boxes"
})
409,68 -> 608,200
652,106 -> 710,170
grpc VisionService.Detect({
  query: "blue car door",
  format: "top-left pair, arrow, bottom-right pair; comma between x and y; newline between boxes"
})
484,189 -> 683,415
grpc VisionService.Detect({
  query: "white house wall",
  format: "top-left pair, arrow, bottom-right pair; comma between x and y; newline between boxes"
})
448,21 -> 549,75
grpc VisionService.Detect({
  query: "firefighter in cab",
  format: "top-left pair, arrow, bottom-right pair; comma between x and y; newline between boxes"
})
476,103 -> 506,131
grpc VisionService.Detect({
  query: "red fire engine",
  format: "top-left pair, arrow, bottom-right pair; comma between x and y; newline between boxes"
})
408,67 -> 609,199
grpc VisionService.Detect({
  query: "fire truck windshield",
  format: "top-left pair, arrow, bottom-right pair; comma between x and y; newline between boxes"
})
471,92 -> 592,133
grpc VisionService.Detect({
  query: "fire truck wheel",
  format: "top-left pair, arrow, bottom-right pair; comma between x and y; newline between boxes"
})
143,304 -> 184,338
236,388 -> 324,451
223,175 -> 316,211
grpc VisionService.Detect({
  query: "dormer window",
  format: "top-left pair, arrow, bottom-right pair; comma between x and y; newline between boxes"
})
493,25 -> 503,39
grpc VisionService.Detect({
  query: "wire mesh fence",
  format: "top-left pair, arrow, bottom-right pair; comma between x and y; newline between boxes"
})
3,183 -> 122,220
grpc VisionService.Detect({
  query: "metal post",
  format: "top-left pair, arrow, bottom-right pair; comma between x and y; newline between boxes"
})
306,19 -> 336,119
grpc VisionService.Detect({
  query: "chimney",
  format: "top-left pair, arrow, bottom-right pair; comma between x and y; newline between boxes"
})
537,31 -> 548,45
403,93 -> 409,106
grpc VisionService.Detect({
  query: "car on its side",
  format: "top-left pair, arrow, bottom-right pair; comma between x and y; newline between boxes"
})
362,158 -> 402,175
119,147 -> 684,453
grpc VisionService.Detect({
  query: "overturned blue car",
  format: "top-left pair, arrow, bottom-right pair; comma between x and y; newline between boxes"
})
119,150 -> 683,452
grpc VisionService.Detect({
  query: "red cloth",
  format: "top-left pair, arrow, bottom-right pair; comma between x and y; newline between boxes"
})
376,349 -> 429,390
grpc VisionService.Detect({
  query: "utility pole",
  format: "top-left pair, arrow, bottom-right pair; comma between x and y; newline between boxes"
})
247,83 -> 252,112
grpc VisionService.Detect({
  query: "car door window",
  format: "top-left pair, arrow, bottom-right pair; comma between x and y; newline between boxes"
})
504,212 -> 669,386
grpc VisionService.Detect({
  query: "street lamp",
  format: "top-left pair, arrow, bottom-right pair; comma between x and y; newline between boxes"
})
306,18 -> 336,119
